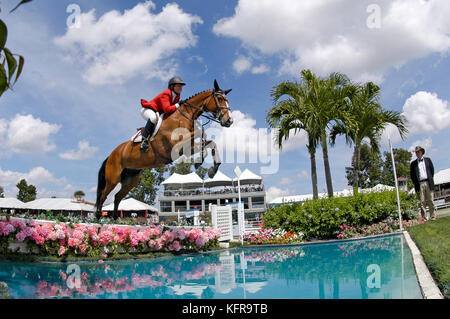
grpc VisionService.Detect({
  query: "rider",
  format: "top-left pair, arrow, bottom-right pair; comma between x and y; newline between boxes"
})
140,76 -> 186,152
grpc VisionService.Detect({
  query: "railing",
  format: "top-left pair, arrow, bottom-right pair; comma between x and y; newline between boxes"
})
434,189 -> 450,199
162,186 -> 265,197
244,217 -> 262,232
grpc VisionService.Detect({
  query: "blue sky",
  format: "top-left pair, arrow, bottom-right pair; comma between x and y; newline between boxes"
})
1,0 -> 449,204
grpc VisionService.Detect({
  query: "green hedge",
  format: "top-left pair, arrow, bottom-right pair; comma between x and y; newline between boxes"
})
263,191 -> 418,240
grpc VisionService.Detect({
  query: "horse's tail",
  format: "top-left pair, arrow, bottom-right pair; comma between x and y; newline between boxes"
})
95,157 -> 109,210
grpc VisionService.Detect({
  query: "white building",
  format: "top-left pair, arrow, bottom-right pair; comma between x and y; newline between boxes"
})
158,168 -> 267,222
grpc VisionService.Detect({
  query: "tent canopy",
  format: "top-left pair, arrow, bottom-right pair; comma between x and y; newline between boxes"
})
162,172 -> 203,189
21,198 -> 95,212
204,170 -> 233,187
233,168 -> 262,185
434,168 -> 450,185
0,198 -> 25,209
102,198 -> 158,212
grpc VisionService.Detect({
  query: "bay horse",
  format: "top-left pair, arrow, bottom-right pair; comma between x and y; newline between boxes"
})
95,80 -> 233,220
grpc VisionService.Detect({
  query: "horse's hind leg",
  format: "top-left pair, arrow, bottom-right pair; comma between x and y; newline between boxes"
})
113,169 -> 142,220
97,181 -> 119,220
96,159 -> 123,220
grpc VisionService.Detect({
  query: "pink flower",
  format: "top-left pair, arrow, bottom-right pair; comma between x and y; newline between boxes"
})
34,234 -> 45,245
79,244 -> 87,254
195,235 -> 207,247
16,230 -> 28,242
172,240 -> 181,251
12,220 -> 24,229
98,260 -> 104,264
47,231 -> 57,241
58,246 -> 66,256
0,222 -> 15,236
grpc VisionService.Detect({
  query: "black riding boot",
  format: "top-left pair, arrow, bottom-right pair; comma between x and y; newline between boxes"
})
140,120 -> 155,152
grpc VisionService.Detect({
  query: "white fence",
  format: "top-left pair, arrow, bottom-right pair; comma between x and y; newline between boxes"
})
211,205 -> 233,242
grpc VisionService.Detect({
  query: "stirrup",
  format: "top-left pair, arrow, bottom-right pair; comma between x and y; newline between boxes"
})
140,138 -> 149,152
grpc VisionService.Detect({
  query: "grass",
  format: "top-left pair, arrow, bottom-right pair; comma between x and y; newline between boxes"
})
407,215 -> 450,299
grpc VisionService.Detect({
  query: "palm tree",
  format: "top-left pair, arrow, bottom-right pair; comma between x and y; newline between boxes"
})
268,70 -> 352,198
73,190 -> 85,201
266,90 -> 320,199
330,82 -> 408,193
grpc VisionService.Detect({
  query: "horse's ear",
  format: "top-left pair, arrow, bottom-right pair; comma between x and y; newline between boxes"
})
225,89 -> 232,95
214,79 -> 220,91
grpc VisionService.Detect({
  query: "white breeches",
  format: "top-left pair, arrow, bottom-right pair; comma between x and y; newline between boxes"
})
141,108 -> 158,124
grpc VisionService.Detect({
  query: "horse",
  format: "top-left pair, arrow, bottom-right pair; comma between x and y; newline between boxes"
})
95,80 -> 233,220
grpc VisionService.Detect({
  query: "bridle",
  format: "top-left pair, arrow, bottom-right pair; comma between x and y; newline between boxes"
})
178,90 -> 231,125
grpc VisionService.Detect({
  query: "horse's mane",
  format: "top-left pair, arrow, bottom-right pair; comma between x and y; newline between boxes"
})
165,89 -> 212,119
185,89 -> 212,102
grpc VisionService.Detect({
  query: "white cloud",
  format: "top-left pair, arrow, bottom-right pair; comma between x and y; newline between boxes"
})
0,166 -> 66,197
59,140 -> 99,160
251,64 -> 270,74
233,56 -> 252,74
206,111 -> 308,166
297,170 -> 309,179
232,56 -> 270,74
266,186 -> 293,202
54,1 -> 203,85
0,114 -> 61,155
213,0 -> 450,82
402,91 -> 450,135
207,110 -> 275,161
380,91 -> 450,146
279,177 -> 292,186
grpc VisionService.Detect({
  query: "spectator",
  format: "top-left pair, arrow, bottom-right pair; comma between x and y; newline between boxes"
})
410,146 -> 436,220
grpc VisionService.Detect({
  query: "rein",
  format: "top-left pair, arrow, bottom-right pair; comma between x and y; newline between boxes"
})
178,90 -> 230,125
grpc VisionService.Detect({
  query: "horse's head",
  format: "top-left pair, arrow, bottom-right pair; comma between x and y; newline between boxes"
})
204,79 -> 233,127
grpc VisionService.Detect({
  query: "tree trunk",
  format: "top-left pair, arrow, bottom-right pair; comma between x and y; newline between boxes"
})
309,148 -> 319,200
353,142 -> 361,194
321,133 -> 334,198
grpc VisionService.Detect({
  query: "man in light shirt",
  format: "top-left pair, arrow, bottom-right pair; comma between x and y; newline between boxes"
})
410,146 -> 436,220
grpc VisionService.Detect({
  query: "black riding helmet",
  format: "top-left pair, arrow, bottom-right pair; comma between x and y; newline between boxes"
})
168,76 -> 186,88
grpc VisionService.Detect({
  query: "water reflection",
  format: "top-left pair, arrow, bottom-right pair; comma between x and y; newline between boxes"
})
0,234 -> 422,299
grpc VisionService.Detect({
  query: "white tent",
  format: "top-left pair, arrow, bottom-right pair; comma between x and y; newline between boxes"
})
162,172 -> 203,189
434,168 -> 450,185
102,198 -> 158,212
204,170 -> 233,187
362,184 -> 395,193
21,198 -> 95,212
0,198 -> 25,209
233,168 -> 262,185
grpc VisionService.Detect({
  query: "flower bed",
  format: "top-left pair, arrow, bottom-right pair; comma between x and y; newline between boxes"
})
263,190 -> 420,240
336,217 -> 425,239
0,217 -> 221,258
243,228 -> 304,245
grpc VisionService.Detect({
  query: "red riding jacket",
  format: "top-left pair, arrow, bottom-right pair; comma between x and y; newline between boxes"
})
141,89 -> 180,114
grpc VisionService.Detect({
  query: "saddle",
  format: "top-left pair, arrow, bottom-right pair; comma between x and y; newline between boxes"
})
130,112 -> 164,143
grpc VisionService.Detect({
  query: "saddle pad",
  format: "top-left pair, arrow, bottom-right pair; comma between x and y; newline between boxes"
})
131,128 -> 143,143
130,113 -> 164,143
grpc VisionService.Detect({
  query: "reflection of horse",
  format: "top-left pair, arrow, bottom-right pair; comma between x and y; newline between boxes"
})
95,80 -> 233,220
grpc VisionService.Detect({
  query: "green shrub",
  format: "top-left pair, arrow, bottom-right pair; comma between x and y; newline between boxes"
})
263,191 -> 418,240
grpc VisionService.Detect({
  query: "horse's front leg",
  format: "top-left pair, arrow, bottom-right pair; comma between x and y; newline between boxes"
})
193,137 -> 207,170
204,140 -> 221,178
